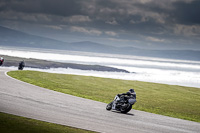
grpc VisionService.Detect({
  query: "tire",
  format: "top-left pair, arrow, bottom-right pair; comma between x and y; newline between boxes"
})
120,104 -> 132,114
106,102 -> 113,111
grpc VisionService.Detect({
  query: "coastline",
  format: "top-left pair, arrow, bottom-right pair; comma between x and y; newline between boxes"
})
0,55 -> 129,73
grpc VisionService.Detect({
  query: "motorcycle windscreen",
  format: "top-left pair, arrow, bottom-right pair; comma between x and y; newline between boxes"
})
128,99 -> 136,104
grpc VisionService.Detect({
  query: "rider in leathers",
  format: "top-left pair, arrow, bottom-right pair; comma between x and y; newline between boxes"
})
0,57 -> 4,66
114,89 -> 136,109
118,89 -> 136,100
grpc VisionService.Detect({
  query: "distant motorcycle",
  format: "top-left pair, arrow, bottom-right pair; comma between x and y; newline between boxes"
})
0,57 -> 4,66
106,94 -> 136,113
18,61 -> 25,70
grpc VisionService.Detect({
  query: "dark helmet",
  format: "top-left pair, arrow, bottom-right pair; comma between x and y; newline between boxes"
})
129,89 -> 135,93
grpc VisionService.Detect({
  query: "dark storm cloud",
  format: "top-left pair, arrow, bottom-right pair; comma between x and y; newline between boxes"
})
0,0 -> 199,50
0,0 -> 83,16
172,0 -> 200,25
1,0 -> 199,25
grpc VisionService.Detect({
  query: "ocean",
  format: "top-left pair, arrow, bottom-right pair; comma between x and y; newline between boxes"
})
1,46 -> 200,88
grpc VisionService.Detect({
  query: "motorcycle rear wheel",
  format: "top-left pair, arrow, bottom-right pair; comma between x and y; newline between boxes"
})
120,104 -> 132,114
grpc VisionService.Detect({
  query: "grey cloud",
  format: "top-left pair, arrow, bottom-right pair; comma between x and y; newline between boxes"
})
70,26 -> 102,36
0,0 -> 199,50
171,0 -> 200,25
0,0 -> 83,16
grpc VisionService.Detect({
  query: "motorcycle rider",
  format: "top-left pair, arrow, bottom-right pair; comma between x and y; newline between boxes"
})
114,89 -> 136,109
18,60 -> 25,70
118,89 -> 136,99
0,57 -> 4,66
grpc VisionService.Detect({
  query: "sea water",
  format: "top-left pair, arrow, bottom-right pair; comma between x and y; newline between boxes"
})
1,46 -> 200,88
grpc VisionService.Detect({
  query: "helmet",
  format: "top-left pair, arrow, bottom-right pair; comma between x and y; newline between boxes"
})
129,89 -> 134,93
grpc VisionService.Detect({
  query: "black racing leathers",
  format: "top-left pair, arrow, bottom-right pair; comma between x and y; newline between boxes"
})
118,91 -> 136,99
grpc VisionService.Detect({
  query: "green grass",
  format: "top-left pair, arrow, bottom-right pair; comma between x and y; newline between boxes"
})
8,70 -> 200,122
0,112 -> 95,133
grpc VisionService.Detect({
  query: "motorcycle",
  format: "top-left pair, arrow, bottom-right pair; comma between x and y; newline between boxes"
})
106,94 -> 136,113
18,61 -> 25,70
0,57 -> 4,66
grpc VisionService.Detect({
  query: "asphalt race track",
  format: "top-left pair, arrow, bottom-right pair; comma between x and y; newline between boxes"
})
0,68 -> 200,133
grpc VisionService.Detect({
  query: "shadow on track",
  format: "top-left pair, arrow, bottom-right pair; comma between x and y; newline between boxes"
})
111,110 -> 135,116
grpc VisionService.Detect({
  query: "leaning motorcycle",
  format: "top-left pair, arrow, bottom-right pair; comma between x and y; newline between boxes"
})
18,61 -> 25,70
0,57 -> 4,66
106,95 -> 136,113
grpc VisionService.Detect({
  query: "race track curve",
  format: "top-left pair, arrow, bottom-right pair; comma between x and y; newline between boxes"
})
0,68 -> 200,133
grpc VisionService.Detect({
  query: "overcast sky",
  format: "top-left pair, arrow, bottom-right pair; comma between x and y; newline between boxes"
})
0,0 -> 200,50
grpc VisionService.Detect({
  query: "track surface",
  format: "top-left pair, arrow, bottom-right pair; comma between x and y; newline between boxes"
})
0,68 -> 200,133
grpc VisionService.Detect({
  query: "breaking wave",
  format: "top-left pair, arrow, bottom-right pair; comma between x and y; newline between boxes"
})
1,46 -> 200,88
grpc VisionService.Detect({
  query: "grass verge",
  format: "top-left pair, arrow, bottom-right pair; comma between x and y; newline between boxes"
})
0,112 -> 95,133
7,70 -> 200,122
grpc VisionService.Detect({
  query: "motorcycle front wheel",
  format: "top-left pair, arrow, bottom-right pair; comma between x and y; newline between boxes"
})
106,102 -> 113,110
